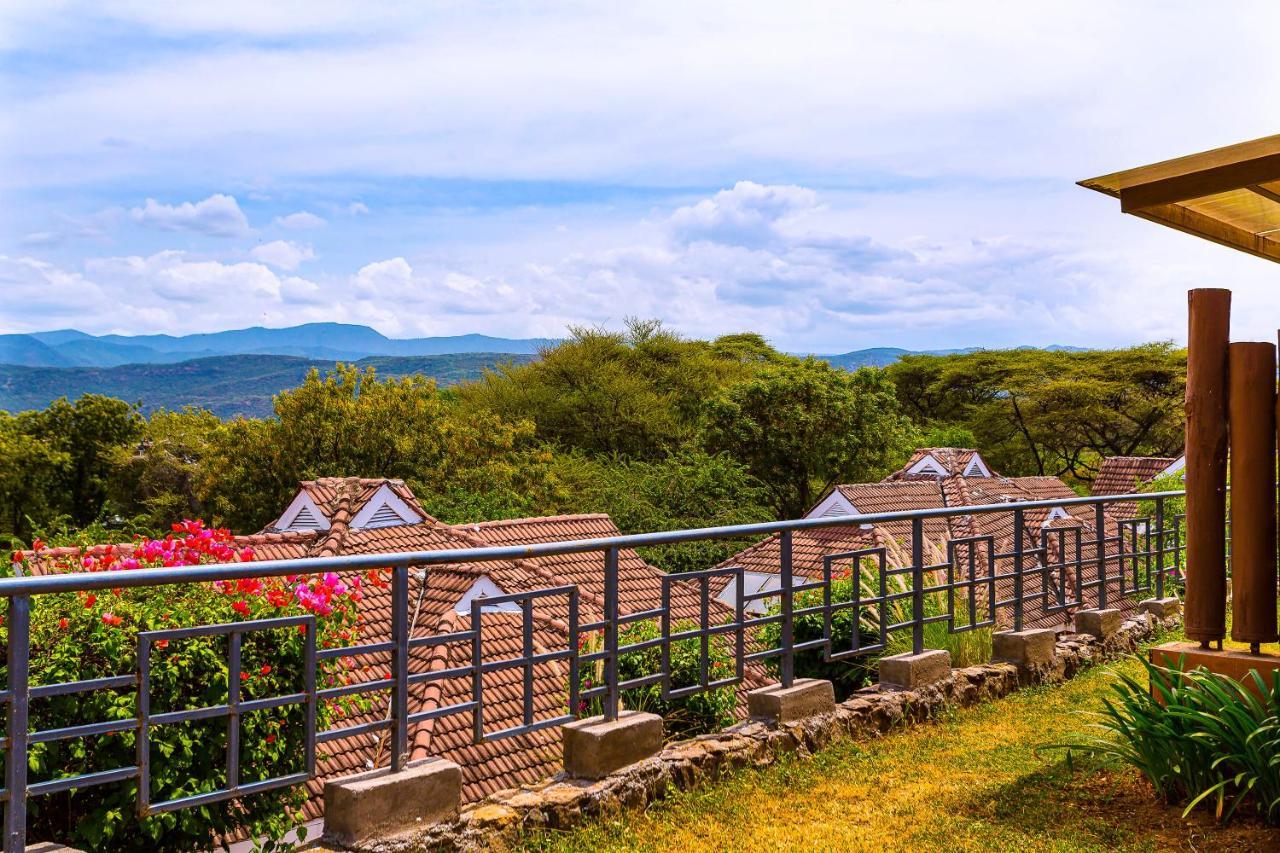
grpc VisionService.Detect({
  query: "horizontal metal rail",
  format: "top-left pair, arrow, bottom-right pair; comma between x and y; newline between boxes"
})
0,489 -> 1184,851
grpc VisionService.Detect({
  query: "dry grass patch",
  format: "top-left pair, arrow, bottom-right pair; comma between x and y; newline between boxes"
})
518,654 -> 1279,852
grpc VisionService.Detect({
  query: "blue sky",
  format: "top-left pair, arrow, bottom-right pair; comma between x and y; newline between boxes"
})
3,1 -> 1280,352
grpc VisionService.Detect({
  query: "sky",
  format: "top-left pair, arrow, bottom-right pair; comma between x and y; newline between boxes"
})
2,1 -> 1279,353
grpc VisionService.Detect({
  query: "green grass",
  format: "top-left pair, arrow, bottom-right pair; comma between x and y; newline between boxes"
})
517,635 -> 1280,852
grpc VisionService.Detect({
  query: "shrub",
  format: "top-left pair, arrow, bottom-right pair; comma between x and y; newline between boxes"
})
577,621 -> 737,738
1056,656 -> 1280,824
7,522 -> 366,851
760,538 -> 993,698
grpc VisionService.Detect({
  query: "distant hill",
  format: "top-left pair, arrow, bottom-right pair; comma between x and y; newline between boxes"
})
7,323 -> 558,368
815,344 -> 1087,369
0,353 -> 536,418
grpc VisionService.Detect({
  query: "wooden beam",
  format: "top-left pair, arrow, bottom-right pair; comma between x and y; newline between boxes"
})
1133,202 -> 1280,264
1120,152 -> 1280,212
1247,183 -> 1280,206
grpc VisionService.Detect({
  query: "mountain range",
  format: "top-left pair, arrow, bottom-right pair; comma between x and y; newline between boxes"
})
0,323 -> 1088,417
0,323 -> 557,368
0,353 -> 536,418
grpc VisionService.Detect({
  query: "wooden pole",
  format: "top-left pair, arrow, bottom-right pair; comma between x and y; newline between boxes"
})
1184,288 -> 1231,647
1229,342 -> 1277,651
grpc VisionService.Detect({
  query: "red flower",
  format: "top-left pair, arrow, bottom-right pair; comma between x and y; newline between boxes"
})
265,734 -> 276,744
240,672 -> 250,682
58,618 -> 68,630
156,639 -> 169,650
84,594 -> 97,608
101,613 -> 122,627
259,665 -> 271,676
231,600 -> 251,616
31,538 -> 44,551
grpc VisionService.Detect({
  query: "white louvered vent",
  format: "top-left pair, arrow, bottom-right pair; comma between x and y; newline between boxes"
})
363,501 -> 406,529
287,504 -> 324,531
820,501 -> 853,518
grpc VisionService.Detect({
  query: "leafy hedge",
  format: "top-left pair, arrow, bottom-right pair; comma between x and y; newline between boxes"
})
7,522 -> 366,851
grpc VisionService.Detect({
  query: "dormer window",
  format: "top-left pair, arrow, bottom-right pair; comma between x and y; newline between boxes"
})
455,575 -> 521,614
275,491 -> 331,532
805,490 -> 874,528
962,454 -> 992,477
906,454 -> 949,477
350,484 -> 423,530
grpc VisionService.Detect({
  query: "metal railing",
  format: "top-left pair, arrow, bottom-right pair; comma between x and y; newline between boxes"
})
0,490 -> 1183,851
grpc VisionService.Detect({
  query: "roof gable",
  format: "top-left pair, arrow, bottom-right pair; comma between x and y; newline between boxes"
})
349,483 -> 424,530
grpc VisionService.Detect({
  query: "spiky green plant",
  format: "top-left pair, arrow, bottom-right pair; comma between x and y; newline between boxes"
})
1051,656 -> 1280,824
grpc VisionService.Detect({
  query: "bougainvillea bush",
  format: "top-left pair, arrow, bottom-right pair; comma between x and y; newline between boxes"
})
6,522 -> 365,852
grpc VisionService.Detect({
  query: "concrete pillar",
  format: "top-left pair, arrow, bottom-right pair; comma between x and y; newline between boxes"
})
323,758 -> 462,847
992,628 -> 1057,668
747,678 -> 836,723
562,710 -> 663,780
1073,608 -> 1122,640
878,649 -> 951,689
1139,597 -> 1181,621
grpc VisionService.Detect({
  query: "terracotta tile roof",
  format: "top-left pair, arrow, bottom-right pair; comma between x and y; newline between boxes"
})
717,456 -> 1147,632
883,447 -> 993,481
1091,456 -> 1179,519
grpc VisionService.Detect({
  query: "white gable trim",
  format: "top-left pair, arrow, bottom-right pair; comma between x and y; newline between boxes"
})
806,490 -> 858,520
906,453 -> 949,477
275,490 -> 330,532
716,570 -> 785,616
455,575 -> 521,614
962,453 -> 992,478
1042,507 -> 1071,526
1160,456 -> 1186,479
350,484 -> 423,530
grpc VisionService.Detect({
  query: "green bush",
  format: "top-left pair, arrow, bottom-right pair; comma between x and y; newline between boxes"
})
577,621 -> 737,738
7,524 -> 366,851
760,540 -> 992,698
1057,656 -> 1280,824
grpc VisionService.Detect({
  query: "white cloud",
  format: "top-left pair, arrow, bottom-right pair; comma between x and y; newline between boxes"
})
274,211 -> 327,229
130,194 -> 249,237
669,182 -> 818,248
347,202 -> 369,215
251,239 -> 314,270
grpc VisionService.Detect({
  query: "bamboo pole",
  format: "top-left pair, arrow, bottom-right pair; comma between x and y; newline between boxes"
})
1229,342 -> 1277,651
1184,288 -> 1231,647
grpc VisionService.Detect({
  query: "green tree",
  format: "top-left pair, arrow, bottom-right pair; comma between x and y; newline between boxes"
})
702,359 -> 917,518
0,415 -> 69,541
462,320 -> 768,459
108,409 -> 225,530
886,344 -> 1185,483
547,449 -> 773,572
3,396 -> 143,534
200,364 -> 551,531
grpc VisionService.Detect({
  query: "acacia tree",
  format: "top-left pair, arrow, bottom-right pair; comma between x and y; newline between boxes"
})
701,359 -> 917,518
885,344 -> 1185,482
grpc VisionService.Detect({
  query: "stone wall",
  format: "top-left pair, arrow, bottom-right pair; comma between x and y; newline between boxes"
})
329,612 -> 1174,852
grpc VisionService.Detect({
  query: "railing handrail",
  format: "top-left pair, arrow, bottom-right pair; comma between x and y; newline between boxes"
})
0,487 -> 1189,851
3,490 -> 1186,597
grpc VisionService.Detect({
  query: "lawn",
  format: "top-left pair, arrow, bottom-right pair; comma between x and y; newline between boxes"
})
519,649 -> 1280,852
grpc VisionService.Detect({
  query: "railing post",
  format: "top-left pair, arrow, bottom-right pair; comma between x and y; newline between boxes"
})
911,518 -> 924,656
779,531 -> 795,688
390,563 -> 409,771
5,595 -> 30,853
1011,508 -> 1024,633
603,547 -> 620,721
1155,497 -> 1166,599
1095,502 -> 1108,609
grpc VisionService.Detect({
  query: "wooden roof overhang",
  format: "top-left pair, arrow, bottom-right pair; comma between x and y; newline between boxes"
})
1080,133 -> 1280,264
